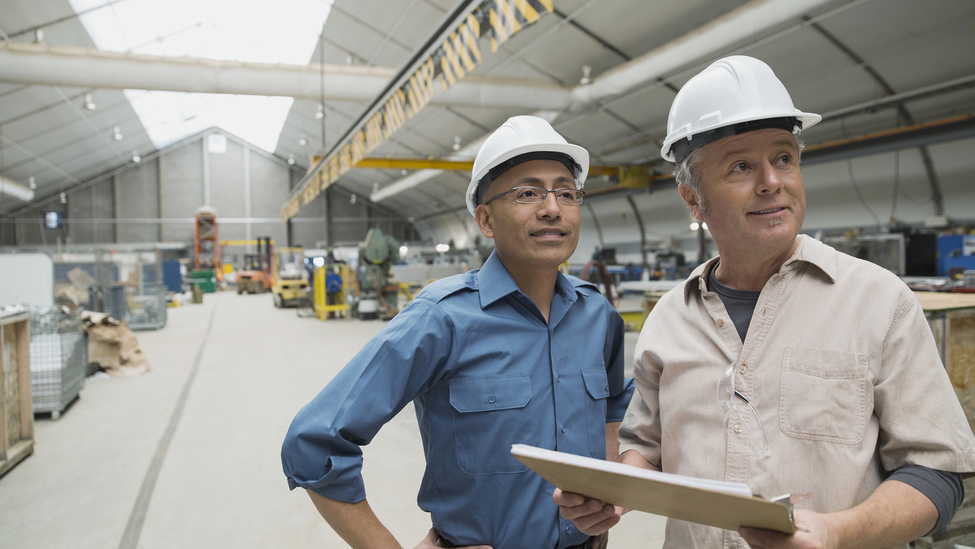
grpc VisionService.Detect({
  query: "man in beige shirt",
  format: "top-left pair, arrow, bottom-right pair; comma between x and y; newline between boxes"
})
555,55 -> 975,549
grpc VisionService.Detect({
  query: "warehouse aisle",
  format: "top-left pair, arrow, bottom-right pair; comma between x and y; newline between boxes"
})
0,291 -> 664,548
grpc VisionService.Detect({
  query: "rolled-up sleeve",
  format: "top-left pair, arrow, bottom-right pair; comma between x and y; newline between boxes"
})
604,311 -> 633,423
281,299 -> 454,502
875,292 -> 975,474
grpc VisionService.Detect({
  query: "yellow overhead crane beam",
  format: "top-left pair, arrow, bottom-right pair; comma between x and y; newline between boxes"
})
281,0 -> 556,221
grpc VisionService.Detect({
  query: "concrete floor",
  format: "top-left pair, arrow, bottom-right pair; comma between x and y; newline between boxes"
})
0,291 -> 665,548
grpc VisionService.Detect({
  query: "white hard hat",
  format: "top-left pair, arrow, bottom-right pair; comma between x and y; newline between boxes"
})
466,115 -> 589,216
660,55 -> 821,163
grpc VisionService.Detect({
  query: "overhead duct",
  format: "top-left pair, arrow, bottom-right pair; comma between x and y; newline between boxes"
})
0,42 -> 570,110
0,42 -> 394,102
0,176 -> 35,202
569,0 -> 837,107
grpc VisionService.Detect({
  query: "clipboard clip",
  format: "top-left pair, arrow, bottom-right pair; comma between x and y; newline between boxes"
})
770,493 -> 812,532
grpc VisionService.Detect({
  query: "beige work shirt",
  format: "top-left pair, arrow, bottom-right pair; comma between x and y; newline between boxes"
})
619,235 -> 975,549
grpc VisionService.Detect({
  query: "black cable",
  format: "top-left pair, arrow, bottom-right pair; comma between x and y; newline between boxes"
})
846,159 -> 881,228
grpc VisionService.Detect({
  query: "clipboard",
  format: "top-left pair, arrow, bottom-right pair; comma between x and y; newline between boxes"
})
511,444 -> 796,534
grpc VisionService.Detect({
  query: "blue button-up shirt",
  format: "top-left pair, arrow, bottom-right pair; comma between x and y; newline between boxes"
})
282,251 -> 632,549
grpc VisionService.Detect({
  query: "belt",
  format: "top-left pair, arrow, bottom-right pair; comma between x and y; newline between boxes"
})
437,537 -> 590,549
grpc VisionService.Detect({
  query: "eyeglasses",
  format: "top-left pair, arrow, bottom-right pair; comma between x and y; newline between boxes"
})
483,186 -> 585,207
717,362 -> 770,456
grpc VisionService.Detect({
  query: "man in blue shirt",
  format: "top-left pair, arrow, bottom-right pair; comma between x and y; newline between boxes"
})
281,115 -> 633,549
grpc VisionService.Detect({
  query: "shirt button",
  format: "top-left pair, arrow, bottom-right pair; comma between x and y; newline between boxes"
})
565,526 -> 572,534
739,364 -> 747,375
561,425 -> 566,433
557,375 -> 561,383
488,394 -> 496,403
716,319 -> 725,327
734,423 -> 742,434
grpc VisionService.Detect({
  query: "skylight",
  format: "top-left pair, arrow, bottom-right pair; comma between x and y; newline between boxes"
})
68,0 -> 332,152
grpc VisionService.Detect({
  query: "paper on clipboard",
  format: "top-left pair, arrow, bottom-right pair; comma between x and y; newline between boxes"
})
511,444 -> 796,535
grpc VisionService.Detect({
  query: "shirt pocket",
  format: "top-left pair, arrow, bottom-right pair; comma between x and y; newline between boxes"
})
779,347 -> 868,444
449,374 -> 535,474
582,368 -> 610,458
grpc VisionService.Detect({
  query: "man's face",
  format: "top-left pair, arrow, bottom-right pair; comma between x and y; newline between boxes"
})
475,159 -> 581,273
679,128 -> 806,258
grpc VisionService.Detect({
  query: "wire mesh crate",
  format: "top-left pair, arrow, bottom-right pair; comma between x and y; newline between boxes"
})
29,307 -> 87,419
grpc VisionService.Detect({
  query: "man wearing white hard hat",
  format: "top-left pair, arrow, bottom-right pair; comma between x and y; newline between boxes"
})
283,115 -> 633,549
555,56 -> 975,548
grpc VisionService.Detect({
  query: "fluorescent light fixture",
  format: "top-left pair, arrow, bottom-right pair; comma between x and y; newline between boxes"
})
436,243 -> 449,253
69,0 -> 331,153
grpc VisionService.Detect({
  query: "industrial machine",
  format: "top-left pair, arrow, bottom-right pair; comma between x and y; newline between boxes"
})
356,228 -> 401,320
272,247 -> 309,307
191,205 -> 219,292
314,263 -> 353,320
237,237 -> 273,294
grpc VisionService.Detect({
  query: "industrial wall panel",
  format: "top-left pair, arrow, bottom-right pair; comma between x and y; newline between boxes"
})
249,154 -> 290,218
290,190 -> 328,249
160,141 -> 203,244
91,179 -> 115,244
9,211 -> 68,247
207,138 -> 246,219
331,193 -> 370,247
116,159 -> 161,243
67,186 -> 94,244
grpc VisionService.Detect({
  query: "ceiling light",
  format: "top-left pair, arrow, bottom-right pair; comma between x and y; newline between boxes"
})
113,126 -> 123,141
34,29 -> 44,43
452,136 -> 461,151
298,134 -> 307,146
60,192 -> 67,204
690,222 -> 700,231
702,222 -> 708,231
373,182 -> 380,193
132,150 -> 141,163
288,153 -> 296,165
350,194 -> 356,204
580,65 -> 592,85
400,169 -> 407,176
436,243 -> 449,253
346,55 -> 353,65
316,103 -> 325,119
83,94 -> 96,110
399,245 -> 408,258
29,176 -> 36,189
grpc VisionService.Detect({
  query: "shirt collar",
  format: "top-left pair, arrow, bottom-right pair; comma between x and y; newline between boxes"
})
476,250 -> 580,309
683,234 -> 837,304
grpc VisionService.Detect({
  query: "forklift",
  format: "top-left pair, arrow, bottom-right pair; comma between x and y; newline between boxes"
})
237,237 -> 273,294
272,247 -> 309,307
